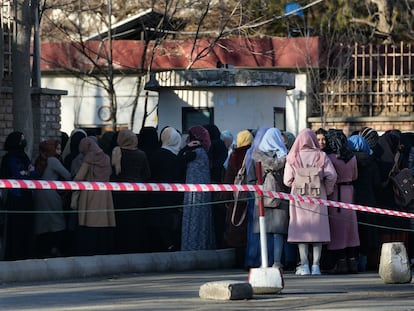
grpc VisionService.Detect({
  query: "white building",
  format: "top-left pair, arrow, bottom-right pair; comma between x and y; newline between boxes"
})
42,69 -> 309,137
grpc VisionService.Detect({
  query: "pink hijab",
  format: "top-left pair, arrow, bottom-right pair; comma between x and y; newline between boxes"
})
286,128 -> 326,168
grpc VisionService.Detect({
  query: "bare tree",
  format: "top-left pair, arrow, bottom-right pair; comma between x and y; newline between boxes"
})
39,0 -> 252,131
351,0 -> 396,43
39,1 -> 134,131
38,0 -> 414,133
12,0 -> 35,156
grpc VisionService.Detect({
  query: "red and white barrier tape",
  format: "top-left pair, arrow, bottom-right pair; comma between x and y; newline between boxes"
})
0,179 -> 413,219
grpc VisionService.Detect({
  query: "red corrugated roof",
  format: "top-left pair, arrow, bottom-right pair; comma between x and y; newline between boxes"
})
40,37 -> 320,71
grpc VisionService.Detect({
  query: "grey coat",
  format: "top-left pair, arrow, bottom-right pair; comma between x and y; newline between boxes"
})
252,150 -> 289,234
33,157 -> 71,235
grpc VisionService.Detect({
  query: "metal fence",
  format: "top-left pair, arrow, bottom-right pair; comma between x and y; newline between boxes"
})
320,42 -> 414,118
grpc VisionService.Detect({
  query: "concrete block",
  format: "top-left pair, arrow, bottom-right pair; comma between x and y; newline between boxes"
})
199,280 -> 253,300
379,242 -> 412,284
248,267 -> 284,294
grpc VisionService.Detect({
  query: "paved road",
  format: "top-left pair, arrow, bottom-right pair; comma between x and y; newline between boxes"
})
1,269 -> 413,311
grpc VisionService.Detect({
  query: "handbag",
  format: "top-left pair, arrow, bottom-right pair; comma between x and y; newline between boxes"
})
389,151 -> 414,208
70,190 -> 81,210
230,156 -> 248,227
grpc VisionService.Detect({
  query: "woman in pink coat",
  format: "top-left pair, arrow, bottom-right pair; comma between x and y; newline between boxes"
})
283,128 -> 337,275
325,129 -> 360,274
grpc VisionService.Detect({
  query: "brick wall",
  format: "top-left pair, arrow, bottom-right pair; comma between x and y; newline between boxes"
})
308,116 -> 414,136
0,89 -> 14,154
0,87 -> 66,160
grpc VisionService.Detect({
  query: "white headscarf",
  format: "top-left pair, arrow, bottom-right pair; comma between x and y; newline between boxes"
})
160,127 -> 182,155
258,128 -> 288,158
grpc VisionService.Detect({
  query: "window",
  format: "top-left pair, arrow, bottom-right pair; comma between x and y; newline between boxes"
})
182,107 -> 214,134
273,108 -> 286,131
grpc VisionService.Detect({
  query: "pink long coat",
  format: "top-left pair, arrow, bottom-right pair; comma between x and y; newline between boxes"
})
326,155 -> 360,250
284,150 -> 337,243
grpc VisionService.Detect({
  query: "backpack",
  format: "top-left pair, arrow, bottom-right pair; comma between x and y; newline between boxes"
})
293,166 -> 321,199
389,151 -> 414,209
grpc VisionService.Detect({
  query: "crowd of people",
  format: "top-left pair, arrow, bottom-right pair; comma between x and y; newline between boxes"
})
0,125 -> 412,278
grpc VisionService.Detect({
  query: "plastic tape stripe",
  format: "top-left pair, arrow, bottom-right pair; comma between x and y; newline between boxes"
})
263,188 -> 414,219
0,179 -> 413,219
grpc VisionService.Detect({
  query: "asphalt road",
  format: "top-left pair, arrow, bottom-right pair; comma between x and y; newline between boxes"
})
1,269 -> 413,311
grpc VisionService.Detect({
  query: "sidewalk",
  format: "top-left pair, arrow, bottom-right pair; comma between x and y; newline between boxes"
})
0,248 -> 235,283
1,268 -> 413,310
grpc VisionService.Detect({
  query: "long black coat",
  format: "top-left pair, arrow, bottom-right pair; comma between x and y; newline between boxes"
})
353,151 -> 381,252
111,148 -> 151,254
146,148 -> 185,252
373,130 -> 410,237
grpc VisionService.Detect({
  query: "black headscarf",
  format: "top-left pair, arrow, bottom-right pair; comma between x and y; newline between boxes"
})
203,124 -> 227,183
0,131 -> 31,178
63,131 -> 87,170
360,127 -> 379,150
373,129 -> 401,164
325,129 -> 354,163
138,127 -> 161,153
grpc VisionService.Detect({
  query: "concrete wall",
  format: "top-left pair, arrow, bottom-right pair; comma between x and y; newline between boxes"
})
285,73 -> 308,136
41,75 -> 158,134
152,69 -> 296,137
158,87 -> 288,136
42,69 -> 303,137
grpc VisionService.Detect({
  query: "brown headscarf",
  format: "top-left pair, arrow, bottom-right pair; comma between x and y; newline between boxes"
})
188,125 -> 211,152
117,129 -> 138,150
36,139 -> 60,177
79,137 -> 112,181
286,128 -> 327,168
112,129 -> 138,175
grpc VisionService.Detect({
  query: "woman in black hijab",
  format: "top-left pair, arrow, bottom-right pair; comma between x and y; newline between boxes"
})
203,124 -> 228,249
0,131 -> 37,260
373,130 -> 410,249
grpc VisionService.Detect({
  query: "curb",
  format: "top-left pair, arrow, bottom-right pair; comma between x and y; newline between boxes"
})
0,249 -> 235,283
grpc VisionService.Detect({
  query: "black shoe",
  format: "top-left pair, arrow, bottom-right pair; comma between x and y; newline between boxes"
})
347,257 -> 359,274
328,258 -> 348,274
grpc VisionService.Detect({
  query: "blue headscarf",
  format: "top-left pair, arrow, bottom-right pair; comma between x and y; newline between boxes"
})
348,135 -> 372,155
258,128 -> 288,158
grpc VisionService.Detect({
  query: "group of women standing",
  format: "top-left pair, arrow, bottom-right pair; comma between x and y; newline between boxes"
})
0,125 -> 412,273
0,124 -> 226,260
0,130 -> 117,260
225,126 -> 413,275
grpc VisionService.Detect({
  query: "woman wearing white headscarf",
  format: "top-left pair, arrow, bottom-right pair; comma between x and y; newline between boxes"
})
250,127 -> 290,269
147,127 -> 185,252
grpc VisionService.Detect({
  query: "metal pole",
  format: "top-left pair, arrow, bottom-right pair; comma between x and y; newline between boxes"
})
107,0 -> 116,129
32,0 -> 41,88
255,161 -> 269,268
